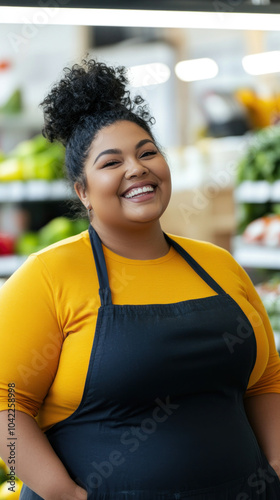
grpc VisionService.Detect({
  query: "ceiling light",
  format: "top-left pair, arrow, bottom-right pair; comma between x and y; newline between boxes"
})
175,58 -> 219,82
1,7 -> 280,31
242,50 -> 280,75
127,63 -> 171,87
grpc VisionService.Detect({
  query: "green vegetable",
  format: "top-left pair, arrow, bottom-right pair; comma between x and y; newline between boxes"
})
16,232 -> 40,256
0,134 -> 66,181
0,88 -> 22,114
11,134 -> 50,158
236,125 -> 280,230
237,125 -> 280,184
38,217 -> 76,247
0,158 -> 23,181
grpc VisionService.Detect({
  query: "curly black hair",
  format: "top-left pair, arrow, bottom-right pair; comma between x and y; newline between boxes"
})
40,58 -> 157,188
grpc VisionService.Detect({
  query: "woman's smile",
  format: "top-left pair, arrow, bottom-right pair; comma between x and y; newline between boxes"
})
121,181 -> 157,201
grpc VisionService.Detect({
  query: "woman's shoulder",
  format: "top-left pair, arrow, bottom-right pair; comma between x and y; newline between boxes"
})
167,233 -> 236,264
167,233 -> 244,294
34,229 -> 91,261
4,230 -> 92,290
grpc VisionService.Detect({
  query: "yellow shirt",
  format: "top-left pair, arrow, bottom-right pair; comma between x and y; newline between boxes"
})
0,230 -> 279,432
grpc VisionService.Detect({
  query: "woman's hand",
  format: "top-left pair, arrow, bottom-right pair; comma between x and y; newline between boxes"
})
244,394 -> 280,481
0,411 -> 88,500
269,461 -> 280,479
46,483 -> 88,500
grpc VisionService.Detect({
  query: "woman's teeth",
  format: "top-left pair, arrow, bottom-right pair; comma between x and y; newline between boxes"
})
124,185 -> 155,199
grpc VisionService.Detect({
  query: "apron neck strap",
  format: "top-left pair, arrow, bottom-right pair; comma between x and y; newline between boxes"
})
88,225 -> 226,307
163,233 -> 226,296
88,225 -> 113,306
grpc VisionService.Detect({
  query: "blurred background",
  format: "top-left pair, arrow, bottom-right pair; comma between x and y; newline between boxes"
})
1,2 -> 280,495
1,6 -> 280,334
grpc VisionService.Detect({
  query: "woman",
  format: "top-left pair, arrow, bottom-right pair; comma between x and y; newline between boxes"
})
0,59 -> 280,500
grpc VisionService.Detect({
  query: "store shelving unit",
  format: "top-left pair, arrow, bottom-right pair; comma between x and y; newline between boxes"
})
233,236 -> 280,270
235,180 -> 280,204
0,106 -> 76,280
0,179 -> 75,278
233,180 -> 280,350
233,180 -> 280,270
0,179 -> 73,203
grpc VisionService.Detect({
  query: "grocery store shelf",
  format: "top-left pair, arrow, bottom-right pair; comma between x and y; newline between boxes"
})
235,180 -> 280,203
0,180 -> 74,202
0,255 -> 27,277
232,236 -> 280,269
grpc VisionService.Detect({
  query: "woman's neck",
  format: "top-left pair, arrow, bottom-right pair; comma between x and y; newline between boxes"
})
91,222 -> 170,260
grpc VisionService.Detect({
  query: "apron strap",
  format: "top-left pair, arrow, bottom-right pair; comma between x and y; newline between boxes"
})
163,233 -> 226,296
88,225 -> 226,306
88,225 -> 112,306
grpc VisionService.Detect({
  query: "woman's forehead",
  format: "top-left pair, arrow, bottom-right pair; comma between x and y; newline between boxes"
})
91,121 -> 152,151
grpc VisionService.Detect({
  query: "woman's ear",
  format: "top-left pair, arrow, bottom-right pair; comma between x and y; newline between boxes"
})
74,182 -> 90,209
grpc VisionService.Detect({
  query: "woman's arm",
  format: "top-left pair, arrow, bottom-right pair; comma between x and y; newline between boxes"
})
0,410 -> 87,500
0,256 -> 87,498
244,393 -> 280,476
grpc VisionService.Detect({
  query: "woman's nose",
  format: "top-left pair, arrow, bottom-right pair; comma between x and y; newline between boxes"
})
124,159 -> 149,179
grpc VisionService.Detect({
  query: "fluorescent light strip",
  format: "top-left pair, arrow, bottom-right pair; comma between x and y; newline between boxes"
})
128,63 -> 171,87
175,58 -> 218,82
243,51 -> 280,75
1,7 -> 280,30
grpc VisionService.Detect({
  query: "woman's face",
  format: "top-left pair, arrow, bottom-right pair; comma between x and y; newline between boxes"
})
75,120 -> 172,232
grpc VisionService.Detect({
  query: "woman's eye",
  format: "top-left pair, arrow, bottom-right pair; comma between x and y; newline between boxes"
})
102,160 -> 120,168
141,150 -> 157,158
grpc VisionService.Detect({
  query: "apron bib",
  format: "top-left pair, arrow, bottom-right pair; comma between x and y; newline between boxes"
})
20,227 -> 280,499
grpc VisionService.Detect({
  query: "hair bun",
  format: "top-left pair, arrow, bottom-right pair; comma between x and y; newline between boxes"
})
40,58 -> 133,146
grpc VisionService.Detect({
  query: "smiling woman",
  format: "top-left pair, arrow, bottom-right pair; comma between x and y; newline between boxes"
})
73,120 -> 171,258
1,58 -> 280,500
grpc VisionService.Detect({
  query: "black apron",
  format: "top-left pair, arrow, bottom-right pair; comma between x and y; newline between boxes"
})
20,226 -> 280,499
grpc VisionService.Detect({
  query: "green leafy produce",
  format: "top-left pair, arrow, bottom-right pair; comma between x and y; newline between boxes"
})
236,125 -> 280,231
0,88 -> 22,114
38,217 -> 76,246
72,219 -> 89,233
11,134 -> 49,158
16,217 -> 89,255
0,158 -> 23,181
237,125 -> 280,184
272,204 -> 280,215
0,134 -> 65,181
15,232 -> 40,256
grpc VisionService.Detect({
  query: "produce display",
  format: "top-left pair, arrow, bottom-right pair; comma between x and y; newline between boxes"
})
236,125 -> 280,232
0,134 -> 65,182
0,458 -> 22,500
0,234 -> 16,256
256,275 -> 280,334
237,125 -> 280,184
243,214 -> 280,246
16,216 -> 89,255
